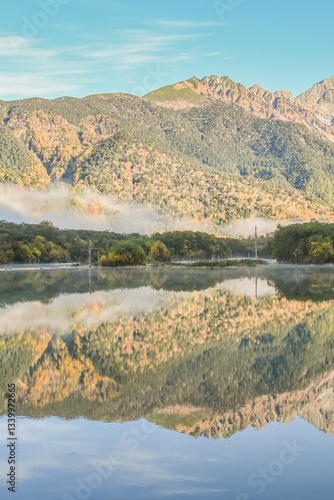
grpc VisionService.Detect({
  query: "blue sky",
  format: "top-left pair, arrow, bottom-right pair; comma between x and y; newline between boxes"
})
0,0 -> 333,100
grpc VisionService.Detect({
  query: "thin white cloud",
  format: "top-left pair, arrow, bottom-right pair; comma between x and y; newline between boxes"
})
221,54 -> 238,61
0,35 -> 99,97
0,36 -> 94,63
153,20 -> 226,28
203,51 -> 224,57
0,26 -> 221,99
86,33 -> 212,57
0,72 -> 80,97
50,22 -> 81,32
0,36 -> 56,59
119,30 -> 214,41
84,31 -> 214,71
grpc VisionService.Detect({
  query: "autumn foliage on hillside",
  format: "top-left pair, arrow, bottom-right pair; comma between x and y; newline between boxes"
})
1,94 -> 334,225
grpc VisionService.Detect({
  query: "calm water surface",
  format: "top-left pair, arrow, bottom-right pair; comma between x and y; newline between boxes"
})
0,265 -> 333,500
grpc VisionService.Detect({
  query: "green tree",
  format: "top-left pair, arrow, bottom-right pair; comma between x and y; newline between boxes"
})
150,241 -> 171,262
13,242 -> 36,263
308,240 -> 334,264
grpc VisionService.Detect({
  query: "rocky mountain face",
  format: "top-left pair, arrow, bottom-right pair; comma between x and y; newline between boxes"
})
296,76 -> 334,126
146,75 -> 334,144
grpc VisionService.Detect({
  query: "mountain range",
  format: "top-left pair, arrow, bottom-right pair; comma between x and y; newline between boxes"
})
1,74 -> 334,226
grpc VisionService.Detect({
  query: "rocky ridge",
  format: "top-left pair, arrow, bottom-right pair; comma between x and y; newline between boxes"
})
296,75 -> 334,126
146,75 -> 334,144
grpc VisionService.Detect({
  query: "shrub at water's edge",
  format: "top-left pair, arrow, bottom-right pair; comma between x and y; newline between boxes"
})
100,241 -> 146,266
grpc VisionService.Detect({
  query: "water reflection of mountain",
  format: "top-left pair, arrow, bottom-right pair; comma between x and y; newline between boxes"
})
1,268 -> 333,438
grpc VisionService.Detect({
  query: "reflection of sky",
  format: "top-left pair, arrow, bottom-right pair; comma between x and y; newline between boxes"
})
0,277 -> 275,335
0,416 -> 333,500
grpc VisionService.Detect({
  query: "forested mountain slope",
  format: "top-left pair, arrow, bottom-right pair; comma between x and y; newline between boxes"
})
1,74 -> 334,225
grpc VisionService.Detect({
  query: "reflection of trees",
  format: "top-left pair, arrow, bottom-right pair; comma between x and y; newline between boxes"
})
78,291 -> 330,381
2,266 -> 334,307
274,273 -> 334,301
1,267 -> 216,306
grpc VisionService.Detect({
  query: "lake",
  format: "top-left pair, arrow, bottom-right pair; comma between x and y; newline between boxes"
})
0,265 -> 334,500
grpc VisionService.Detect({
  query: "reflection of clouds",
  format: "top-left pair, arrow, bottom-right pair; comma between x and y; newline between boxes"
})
0,418 -> 7,443
149,487 -> 227,497
0,418 -> 78,483
95,439 -> 229,498
17,418 -> 82,443
1,416 -> 329,500
0,277 -> 277,335
0,416 -> 228,497
118,456 -> 211,483
0,418 -> 109,483
204,457 -> 228,463
218,277 -> 275,298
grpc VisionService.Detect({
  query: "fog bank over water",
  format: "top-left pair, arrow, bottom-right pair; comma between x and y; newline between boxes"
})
0,185 -> 303,236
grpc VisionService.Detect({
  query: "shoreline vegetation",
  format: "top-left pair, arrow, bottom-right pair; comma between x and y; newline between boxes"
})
0,220 -> 334,266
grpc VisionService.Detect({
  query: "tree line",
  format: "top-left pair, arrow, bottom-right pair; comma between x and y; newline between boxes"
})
273,221 -> 334,264
0,221 -> 231,265
1,220 -> 333,265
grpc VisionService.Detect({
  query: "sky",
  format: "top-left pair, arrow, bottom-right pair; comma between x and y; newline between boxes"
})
0,0 -> 333,101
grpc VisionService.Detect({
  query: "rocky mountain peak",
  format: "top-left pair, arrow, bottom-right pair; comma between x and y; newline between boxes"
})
144,74 -> 334,143
196,75 -> 334,141
249,83 -> 266,94
297,75 -> 334,100
274,89 -> 294,100
296,75 -> 334,125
